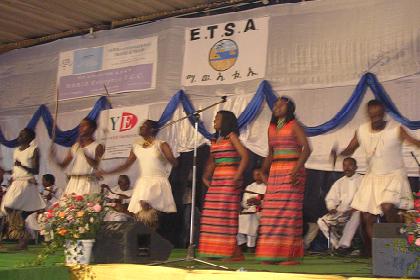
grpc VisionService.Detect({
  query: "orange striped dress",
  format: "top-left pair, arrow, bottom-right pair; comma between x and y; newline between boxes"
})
198,135 -> 241,258
256,120 -> 305,261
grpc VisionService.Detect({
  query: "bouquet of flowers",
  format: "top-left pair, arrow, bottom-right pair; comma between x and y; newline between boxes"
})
400,191 -> 420,251
34,193 -> 108,264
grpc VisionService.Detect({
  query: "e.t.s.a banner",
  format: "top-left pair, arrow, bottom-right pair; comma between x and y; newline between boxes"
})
57,37 -> 157,100
99,104 -> 149,159
181,17 -> 269,86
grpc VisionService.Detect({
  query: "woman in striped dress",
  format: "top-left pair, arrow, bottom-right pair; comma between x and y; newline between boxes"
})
256,97 -> 311,265
199,111 -> 249,261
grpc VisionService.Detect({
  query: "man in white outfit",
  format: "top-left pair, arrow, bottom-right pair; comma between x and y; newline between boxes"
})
317,157 -> 362,255
332,99 -> 420,256
237,169 -> 267,253
102,175 -> 133,222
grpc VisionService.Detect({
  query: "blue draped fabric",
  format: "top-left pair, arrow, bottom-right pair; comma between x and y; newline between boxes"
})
157,90 -> 213,139
237,80 -> 277,129
305,72 -> 420,136
0,73 -> 418,147
0,96 -> 111,148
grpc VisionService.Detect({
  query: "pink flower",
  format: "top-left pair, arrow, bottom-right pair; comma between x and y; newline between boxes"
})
87,202 -> 94,207
407,234 -> 415,245
92,204 -> 102,212
415,238 -> 420,247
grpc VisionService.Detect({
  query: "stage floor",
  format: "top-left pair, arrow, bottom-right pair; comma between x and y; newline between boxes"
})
0,244 -> 411,280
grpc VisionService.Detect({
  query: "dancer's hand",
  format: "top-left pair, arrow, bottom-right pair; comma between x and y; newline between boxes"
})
232,173 -> 243,189
94,169 -> 105,181
290,168 -> 299,185
202,177 -> 211,188
140,201 -> 152,211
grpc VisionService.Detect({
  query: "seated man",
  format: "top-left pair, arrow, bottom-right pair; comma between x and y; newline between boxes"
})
103,175 -> 133,222
40,174 -> 62,208
317,157 -> 362,255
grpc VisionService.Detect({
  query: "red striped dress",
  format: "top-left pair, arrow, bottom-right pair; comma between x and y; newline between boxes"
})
198,135 -> 241,258
256,120 -> 305,261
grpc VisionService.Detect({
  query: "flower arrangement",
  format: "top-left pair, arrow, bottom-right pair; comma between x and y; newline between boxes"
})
400,191 -> 420,250
394,191 -> 420,276
34,193 -> 108,265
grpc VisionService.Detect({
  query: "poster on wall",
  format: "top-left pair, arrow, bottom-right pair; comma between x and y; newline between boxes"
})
181,17 -> 269,86
98,104 -> 150,159
57,37 -> 158,100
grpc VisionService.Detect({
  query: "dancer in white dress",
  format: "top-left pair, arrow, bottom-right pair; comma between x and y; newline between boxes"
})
331,99 -> 420,256
98,120 -> 178,228
0,128 -> 45,250
50,118 -> 104,195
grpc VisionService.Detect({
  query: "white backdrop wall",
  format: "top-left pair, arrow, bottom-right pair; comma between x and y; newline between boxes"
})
0,0 -> 419,189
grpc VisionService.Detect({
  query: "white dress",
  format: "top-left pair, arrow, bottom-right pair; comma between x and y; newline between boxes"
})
26,185 -> 63,233
128,140 -> 176,214
1,145 -> 46,213
351,121 -> 414,215
64,141 -> 101,195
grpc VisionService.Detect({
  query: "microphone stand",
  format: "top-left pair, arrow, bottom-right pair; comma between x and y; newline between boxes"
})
410,152 -> 420,187
149,96 -> 229,270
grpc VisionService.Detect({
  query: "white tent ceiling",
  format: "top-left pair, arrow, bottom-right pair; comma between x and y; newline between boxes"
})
0,0 -> 253,53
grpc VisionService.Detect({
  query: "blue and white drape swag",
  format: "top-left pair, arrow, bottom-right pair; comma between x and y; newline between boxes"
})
0,72 -> 418,148
0,97 -> 112,148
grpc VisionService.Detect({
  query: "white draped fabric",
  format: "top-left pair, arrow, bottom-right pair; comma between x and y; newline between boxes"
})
0,0 -> 419,188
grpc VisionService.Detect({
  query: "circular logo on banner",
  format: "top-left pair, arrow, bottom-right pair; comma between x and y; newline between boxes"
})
208,39 -> 239,71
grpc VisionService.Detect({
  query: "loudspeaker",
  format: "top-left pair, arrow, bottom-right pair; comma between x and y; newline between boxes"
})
372,223 -> 419,277
92,222 -> 173,264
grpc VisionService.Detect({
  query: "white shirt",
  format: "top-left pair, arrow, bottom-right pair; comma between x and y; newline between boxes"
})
12,145 -> 37,179
357,121 -> 404,174
241,182 -> 267,213
325,173 -> 363,212
39,184 -> 63,206
106,185 -> 133,204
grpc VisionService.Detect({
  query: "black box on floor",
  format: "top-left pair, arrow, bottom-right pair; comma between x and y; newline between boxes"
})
372,223 -> 419,277
92,222 -> 173,264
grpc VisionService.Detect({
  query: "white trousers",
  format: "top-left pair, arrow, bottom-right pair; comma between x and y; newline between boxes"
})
317,211 -> 360,249
237,233 -> 257,247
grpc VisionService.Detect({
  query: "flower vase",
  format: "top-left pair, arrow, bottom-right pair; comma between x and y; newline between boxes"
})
65,239 -> 95,265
